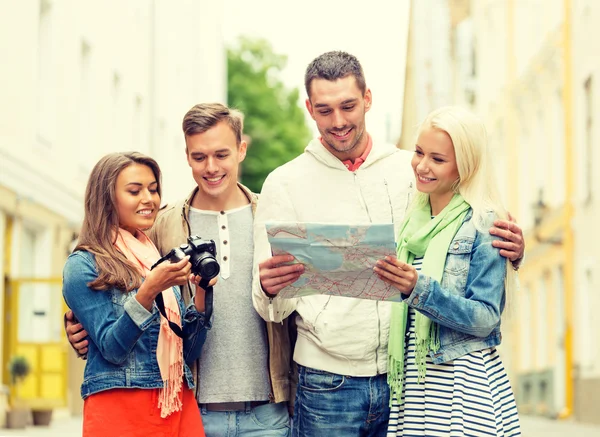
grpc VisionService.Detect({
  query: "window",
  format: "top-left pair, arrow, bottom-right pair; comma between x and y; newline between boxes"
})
17,223 -> 58,342
519,284 -> 533,370
78,41 -> 92,175
111,72 -> 123,152
535,276 -> 548,368
553,266 -> 566,411
551,90 -> 566,205
534,110 -> 545,197
132,95 -> 143,152
36,0 -> 55,146
579,268 -> 593,368
518,124 -> 533,227
492,122 -> 508,206
18,226 -> 37,277
584,77 -> 593,203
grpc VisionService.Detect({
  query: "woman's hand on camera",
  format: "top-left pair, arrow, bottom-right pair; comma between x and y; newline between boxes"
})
136,256 -> 191,311
190,274 -> 218,313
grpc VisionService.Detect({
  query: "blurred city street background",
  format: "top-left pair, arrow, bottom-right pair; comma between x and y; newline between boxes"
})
0,0 -> 599,434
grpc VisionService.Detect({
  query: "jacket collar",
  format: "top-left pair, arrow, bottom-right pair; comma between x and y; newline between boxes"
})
181,182 -> 258,219
305,136 -> 399,171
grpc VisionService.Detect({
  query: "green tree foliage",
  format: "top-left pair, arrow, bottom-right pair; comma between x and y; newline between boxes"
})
227,37 -> 312,192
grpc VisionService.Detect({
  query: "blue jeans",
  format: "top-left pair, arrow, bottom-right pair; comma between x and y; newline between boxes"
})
293,365 -> 390,437
200,402 -> 290,436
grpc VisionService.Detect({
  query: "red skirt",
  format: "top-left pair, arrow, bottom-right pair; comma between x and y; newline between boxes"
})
83,387 -> 204,437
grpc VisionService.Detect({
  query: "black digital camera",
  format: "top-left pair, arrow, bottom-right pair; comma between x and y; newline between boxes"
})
155,235 -> 220,280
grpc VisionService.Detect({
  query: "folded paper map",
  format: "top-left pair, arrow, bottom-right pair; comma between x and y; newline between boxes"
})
266,222 -> 404,302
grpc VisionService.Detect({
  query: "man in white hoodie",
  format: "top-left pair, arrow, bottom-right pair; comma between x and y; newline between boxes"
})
252,51 -> 524,437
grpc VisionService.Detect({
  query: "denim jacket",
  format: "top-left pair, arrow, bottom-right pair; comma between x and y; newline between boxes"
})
404,209 -> 507,364
62,250 -> 212,399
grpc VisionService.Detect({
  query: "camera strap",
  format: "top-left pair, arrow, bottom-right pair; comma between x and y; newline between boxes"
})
150,252 -> 172,271
155,281 -> 214,339
150,253 -> 214,339
150,253 -> 185,338
155,292 -> 185,338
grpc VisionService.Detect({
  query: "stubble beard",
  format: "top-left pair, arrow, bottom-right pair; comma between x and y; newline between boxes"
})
324,126 -> 365,155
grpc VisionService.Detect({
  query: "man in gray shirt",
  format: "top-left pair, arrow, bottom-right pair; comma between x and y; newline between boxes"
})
66,103 -> 293,436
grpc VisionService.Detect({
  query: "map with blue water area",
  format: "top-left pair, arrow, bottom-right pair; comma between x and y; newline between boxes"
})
266,222 -> 404,302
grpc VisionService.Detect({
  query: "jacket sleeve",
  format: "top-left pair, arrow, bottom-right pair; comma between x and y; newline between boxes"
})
62,252 -> 159,365
181,288 -> 213,365
406,230 -> 507,338
252,170 -> 299,323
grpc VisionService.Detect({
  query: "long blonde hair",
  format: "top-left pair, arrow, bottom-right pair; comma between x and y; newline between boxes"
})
412,106 -> 516,306
75,152 -> 162,291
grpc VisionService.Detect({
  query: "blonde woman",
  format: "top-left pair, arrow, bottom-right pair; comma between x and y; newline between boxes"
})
375,107 -> 521,436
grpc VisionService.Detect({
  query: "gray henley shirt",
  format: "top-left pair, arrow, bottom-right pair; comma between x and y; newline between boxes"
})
188,204 -> 271,404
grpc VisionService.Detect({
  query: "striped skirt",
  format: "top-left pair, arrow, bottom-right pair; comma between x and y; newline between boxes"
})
387,309 -> 521,436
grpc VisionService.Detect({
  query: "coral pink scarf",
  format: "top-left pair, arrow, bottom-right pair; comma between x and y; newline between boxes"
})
114,228 -> 184,418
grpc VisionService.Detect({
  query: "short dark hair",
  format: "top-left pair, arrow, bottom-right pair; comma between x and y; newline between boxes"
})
182,102 -> 244,144
304,51 -> 366,98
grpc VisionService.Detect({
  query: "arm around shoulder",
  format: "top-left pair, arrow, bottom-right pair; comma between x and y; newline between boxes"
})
62,252 -> 158,365
408,230 -> 507,337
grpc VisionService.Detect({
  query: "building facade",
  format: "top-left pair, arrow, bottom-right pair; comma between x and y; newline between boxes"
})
570,0 -> 600,424
0,0 -> 226,417
398,0 -> 454,149
400,0 -> 599,425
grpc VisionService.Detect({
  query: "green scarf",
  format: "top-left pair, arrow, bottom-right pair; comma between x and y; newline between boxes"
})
387,194 -> 470,404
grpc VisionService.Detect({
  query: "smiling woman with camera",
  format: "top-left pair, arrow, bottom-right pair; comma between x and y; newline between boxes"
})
62,152 -> 215,437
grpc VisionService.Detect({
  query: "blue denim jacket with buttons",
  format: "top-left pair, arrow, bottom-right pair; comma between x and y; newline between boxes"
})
405,209 -> 507,364
62,250 -> 212,399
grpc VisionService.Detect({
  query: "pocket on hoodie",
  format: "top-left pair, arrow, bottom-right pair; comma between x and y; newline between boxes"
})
302,297 -> 377,360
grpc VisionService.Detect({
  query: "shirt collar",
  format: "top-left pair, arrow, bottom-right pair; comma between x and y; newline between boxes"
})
341,134 -> 372,171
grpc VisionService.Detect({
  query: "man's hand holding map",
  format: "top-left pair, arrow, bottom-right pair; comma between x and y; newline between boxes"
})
265,222 -> 405,302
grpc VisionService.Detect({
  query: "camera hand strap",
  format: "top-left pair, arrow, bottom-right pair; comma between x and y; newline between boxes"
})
155,292 -> 185,338
155,281 -> 214,339
150,252 -> 172,271
197,278 -> 214,322
150,254 -> 214,339
150,253 -> 185,338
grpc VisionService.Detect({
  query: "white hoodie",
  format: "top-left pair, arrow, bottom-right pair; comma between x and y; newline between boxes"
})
252,137 -> 414,377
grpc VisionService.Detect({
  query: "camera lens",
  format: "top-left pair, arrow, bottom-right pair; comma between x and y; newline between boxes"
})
199,258 -> 220,280
190,253 -> 220,280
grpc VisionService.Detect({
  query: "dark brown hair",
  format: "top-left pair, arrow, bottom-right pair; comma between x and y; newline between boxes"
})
304,51 -> 367,99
